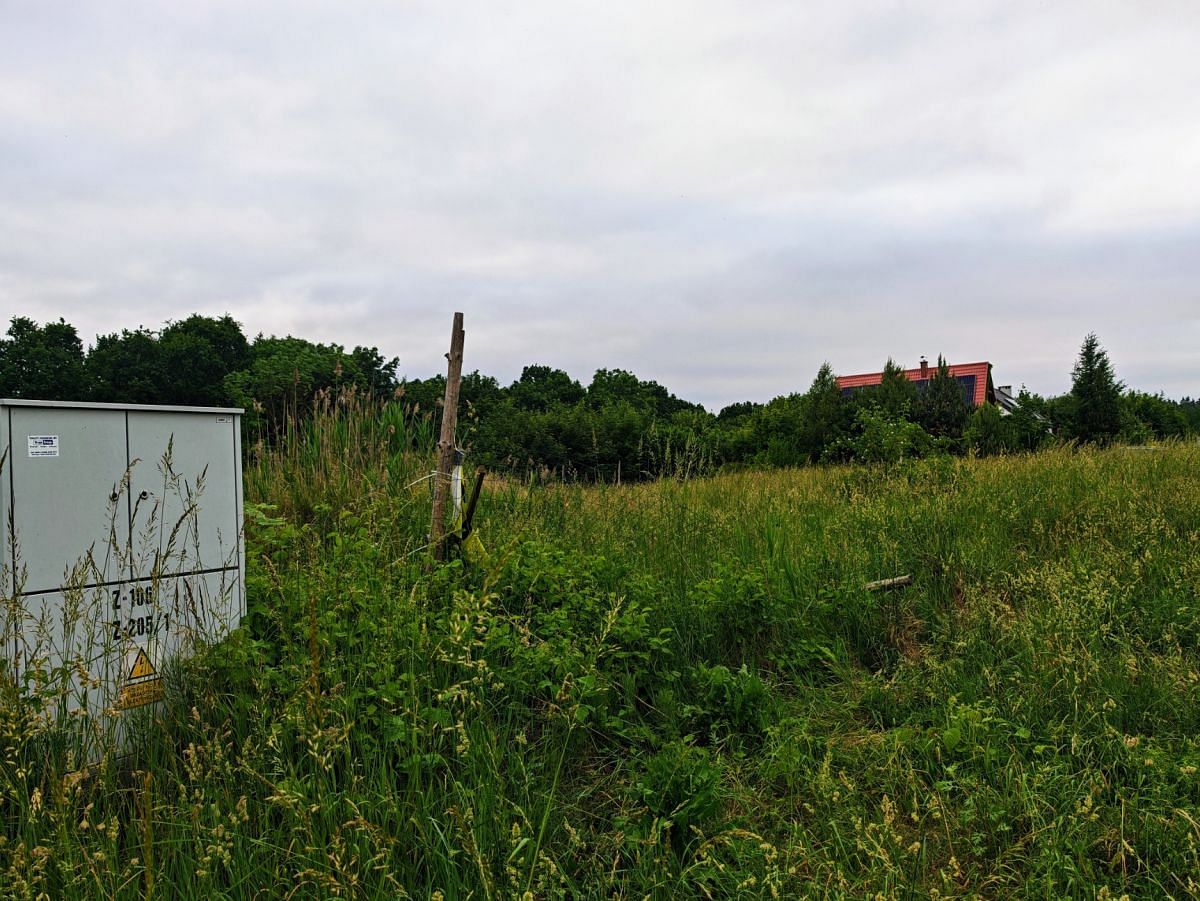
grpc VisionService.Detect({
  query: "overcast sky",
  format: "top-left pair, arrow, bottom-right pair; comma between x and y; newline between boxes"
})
2,1 -> 1197,410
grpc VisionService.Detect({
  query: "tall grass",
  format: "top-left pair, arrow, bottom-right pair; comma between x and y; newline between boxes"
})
244,387 -> 437,522
2,394 -> 1199,897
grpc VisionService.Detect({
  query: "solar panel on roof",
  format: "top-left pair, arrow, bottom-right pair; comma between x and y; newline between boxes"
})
836,363 -> 987,407
956,375 -> 976,404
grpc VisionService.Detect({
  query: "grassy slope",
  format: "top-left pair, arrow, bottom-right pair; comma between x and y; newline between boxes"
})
2,406 -> 1199,898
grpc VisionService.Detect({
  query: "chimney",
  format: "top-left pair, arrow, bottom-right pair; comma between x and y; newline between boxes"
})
919,356 -> 929,377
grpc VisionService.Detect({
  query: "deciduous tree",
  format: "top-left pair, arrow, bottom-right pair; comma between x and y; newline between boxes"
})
87,328 -> 164,404
0,317 -> 89,400
159,314 -> 251,407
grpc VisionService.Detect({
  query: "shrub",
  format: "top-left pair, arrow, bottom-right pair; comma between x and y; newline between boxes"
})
964,402 -> 1015,456
633,740 -> 724,851
851,406 -> 933,463
681,663 -> 773,748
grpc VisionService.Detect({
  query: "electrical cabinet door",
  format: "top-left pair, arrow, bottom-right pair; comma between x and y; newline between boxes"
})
0,409 -> 8,597
127,411 -> 240,578
5,406 -> 131,594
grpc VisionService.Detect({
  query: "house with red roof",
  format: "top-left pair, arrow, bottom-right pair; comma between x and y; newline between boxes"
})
837,358 -> 1011,410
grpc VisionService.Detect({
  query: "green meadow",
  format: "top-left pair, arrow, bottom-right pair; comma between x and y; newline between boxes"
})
3,401 -> 1199,898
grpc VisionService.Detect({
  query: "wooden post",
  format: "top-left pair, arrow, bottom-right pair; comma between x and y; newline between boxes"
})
431,312 -> 465,561
461,468 -> 486,541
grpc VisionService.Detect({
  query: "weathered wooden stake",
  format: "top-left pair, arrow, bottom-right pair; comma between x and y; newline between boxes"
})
461,468 -> 486,539
431,312 -> 465,561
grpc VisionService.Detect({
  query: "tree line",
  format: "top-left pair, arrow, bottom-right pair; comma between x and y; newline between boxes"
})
0,315 -> 399,439
2,316 -> 1196,479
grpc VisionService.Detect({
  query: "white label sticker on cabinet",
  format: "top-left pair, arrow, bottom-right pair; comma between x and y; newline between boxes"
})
27,435 -> 59,458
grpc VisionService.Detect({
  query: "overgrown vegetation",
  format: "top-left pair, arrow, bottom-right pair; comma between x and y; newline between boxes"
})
3,394 -> 1199,897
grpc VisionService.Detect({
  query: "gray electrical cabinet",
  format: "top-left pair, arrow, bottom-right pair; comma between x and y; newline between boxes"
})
1,399 -> 244,742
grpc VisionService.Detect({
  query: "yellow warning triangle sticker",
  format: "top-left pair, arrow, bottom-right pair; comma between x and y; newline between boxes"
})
129,648 -> 157,680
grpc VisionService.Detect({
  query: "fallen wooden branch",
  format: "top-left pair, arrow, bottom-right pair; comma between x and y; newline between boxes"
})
864,574 -> 913,592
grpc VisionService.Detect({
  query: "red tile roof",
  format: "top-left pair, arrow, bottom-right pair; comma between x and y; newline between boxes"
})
837,361 -> 992,407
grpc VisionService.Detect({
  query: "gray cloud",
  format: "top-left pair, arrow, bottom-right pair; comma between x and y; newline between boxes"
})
2,1 -> 1197,411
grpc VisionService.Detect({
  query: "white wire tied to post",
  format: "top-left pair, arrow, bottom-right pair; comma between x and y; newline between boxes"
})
397,470 -> 446,562
393,428 -> 470,560
416,444 -> 468,540
403,471 -> 439,492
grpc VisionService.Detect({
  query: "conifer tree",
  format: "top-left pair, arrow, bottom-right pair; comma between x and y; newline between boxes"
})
798,362 -> 848,462
876,358 -> 918,419
916,355 -> 969,440
1069,333 -> 1123,445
